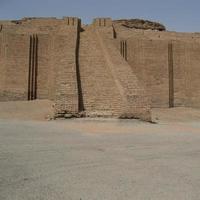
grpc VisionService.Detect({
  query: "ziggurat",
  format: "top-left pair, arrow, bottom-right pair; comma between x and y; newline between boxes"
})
0,17 -> 200,121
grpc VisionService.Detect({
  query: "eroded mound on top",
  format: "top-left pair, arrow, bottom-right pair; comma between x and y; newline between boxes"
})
114,19 -> 166,31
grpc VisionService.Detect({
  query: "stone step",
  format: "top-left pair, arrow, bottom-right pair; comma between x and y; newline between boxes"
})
78,29 -> 123,115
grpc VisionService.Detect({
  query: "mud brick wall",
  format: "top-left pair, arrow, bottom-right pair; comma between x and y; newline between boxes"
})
52,31 -> 79,115
127,38 -> 169,108
0,34 -> 4,92
113,24 -> 200,42
0,33 -> 56,102
63,17 -> 81,26
172,41 -> 200,108
0,17 -> 80,115
93,18 -> 112,27
0,16 -> 200,118
37,34 -> 52,99
0,17 -> 81,35
47,35 -> 56,101
96,28 -> 151,121
0,33 -> 29,101
79,27 -> 125,117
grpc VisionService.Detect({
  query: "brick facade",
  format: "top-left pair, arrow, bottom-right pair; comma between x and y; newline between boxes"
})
0,17 -> 199,120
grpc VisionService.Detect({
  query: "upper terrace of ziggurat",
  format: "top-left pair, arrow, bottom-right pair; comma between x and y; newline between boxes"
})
0,17 -> 200,121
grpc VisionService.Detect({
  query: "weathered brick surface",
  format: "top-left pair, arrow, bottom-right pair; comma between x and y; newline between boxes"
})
0,17 -> 80,116
36,34 -> 50,99
79,27 -> 124,117
127,38 -> 169,108
97,28 -> 151,121
172,41 -> 200,108
0,34 -> 4,92
117,26 -> 200,109
0,17 -> 81,35
52,32 -> 79,115
113,23 -> 200,42
0,33 -> 29,101
0,17 -> 200,120
93,18 -> 112,27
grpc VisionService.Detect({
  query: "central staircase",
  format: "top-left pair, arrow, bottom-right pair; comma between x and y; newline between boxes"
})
79,26 -> 124,117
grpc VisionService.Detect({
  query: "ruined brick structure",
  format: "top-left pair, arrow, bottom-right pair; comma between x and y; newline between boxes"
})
0,17 -> 200,121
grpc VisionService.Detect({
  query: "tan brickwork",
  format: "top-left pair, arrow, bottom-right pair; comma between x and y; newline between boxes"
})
126,38 -> 169,108
52,32 -> 79,115
93,18 -> 112,27
79,26 -> 125,117
0,17 -> 80,116
0,33 -> 29,101
172,41 -> 200,108
115,23 -> 200,109
0,16 -> 200,120
97,28 -> 151,120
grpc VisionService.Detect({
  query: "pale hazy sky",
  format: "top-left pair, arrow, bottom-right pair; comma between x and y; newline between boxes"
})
0,0 -> 199,32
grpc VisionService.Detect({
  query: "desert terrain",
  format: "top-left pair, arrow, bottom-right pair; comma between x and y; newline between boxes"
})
0,100 -> 200,200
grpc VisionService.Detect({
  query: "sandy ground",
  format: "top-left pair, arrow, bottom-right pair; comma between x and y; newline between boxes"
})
0,100 -> 54,121
152,107 -> 200,123
0,100 -> 200,123
0,101 -> 200,200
